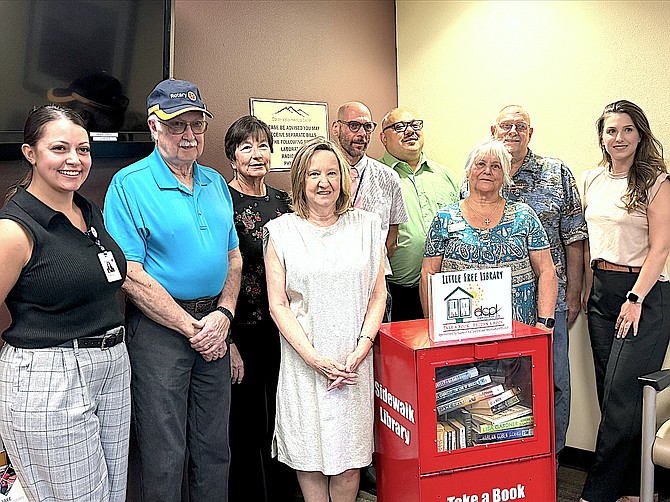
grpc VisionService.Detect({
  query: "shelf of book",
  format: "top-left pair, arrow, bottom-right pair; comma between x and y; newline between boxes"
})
374,319 -> 555,502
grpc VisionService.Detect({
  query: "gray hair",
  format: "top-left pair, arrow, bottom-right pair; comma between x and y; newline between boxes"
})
464,139 -> 514,188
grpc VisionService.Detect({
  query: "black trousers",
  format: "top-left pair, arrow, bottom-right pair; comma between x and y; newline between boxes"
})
387,282 -> 424,322
228,322 -> 298,502
582,270 -> 670,502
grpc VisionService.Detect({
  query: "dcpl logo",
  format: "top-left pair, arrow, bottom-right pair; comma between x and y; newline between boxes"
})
474,304 -> 500,317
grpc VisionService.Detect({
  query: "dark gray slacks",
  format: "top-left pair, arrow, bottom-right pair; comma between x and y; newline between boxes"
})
582,270 -> 670,502
126,301 -> 231,502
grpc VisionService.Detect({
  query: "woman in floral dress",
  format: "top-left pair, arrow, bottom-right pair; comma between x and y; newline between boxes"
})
224,116 -> 295,501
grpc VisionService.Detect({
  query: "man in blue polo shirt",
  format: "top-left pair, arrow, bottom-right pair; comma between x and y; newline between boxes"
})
104,79 -> 242,502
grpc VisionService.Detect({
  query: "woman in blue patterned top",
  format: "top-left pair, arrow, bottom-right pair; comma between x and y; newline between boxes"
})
420,139 -> 557,328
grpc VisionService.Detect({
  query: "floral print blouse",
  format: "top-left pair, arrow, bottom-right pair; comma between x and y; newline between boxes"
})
228,184 -> 291,325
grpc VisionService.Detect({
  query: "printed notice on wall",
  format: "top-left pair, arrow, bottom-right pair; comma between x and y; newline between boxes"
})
250,98 -> 329,171
428,267 -> 512,342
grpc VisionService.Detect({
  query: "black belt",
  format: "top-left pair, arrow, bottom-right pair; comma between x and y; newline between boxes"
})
58,326 -> 125,349
174,295 -> 219,314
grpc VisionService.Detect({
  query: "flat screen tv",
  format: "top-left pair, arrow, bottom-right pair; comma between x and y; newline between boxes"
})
0,0 -> 171,158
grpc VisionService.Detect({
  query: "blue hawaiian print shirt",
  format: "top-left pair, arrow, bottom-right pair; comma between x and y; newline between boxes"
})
460,149 -> 587,312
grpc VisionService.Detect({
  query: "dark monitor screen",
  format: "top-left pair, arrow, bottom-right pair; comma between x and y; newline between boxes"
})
0,0 -> 170,144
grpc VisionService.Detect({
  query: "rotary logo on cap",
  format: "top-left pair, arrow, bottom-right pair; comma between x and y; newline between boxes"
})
146,79 -> 213,120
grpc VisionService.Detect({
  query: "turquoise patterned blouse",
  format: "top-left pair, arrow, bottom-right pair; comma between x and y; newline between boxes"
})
424,201 -> 550,325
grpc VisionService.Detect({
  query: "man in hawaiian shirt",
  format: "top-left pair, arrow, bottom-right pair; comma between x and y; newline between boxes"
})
461,104 -> 588,462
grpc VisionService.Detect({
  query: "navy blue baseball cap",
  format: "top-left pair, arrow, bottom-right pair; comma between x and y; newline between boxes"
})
147,79 -> 213,120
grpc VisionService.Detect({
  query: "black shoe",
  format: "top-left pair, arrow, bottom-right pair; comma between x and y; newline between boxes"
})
359,464 -> 376,495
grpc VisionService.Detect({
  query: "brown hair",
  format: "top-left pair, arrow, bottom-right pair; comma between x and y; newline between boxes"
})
289,137 -> 352,219
224,115 -> 273,162
6,105 -> 87,202
595,100 -> 667,211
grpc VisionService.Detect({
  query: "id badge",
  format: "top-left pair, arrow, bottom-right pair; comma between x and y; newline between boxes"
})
98,251 -> 123,282
448,220 -> 466,232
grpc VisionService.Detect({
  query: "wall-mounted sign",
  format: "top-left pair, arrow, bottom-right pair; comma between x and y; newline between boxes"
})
428,267 -> 512,342
250,98 -> 329,171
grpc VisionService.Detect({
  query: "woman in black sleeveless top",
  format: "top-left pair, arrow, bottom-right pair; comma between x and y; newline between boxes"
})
0,105 -> 130,501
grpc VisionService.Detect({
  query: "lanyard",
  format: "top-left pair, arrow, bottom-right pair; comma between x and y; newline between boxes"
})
87,226 -> 107,252
352,166 -> 366,207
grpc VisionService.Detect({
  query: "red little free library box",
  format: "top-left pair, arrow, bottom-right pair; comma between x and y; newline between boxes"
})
374,320 -> 555,501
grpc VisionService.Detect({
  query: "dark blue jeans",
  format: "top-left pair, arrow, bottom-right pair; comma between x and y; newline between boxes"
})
126,301 -> 231,502
553,310 -> 570,458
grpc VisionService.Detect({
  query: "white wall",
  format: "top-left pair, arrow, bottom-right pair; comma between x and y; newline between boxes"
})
396,0 -> 670,451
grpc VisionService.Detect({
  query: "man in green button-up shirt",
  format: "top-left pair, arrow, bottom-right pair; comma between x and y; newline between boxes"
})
379,107 -> 458,321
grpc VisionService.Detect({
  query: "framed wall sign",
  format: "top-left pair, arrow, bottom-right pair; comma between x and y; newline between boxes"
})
250,98 -> 329,171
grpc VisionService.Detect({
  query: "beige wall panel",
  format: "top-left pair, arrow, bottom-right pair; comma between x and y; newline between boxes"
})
174,0 -> 398,191
396,0 -> 670,451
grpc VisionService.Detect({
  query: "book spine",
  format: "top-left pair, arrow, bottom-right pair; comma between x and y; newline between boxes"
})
467,387 -> 520,411
436,367 -> 478,390
489,394 -> 521,415
483,387 -> 518,408
436,423 -> 445,452
452,408 -> 474,447
448,419 -> 466,449
475,415 -> 534,434
436,375 -> 492,402
474,425 -> 535,444
437,384 -> 503,414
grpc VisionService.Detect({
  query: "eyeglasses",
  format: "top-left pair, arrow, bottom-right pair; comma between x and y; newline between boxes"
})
472,160 -> 502,171
497,122 -> 530,133
383,120 -> 424,133
337,120 -> 377,133
158,118 -> 208,135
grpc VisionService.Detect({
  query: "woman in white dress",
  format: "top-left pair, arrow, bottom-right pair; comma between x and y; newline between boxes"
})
264,137 -> 386,502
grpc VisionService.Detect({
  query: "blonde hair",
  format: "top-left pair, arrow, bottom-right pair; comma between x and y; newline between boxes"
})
289,137 -> 352,219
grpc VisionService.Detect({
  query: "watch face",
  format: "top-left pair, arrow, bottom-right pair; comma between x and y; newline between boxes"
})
626,292 -> 639,303
539,317 -> 555,328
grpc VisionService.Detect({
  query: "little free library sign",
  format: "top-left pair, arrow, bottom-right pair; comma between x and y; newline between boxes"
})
428,267 -> 512,342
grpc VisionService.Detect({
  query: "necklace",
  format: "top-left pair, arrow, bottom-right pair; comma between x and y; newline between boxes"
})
465,197 -> 503,228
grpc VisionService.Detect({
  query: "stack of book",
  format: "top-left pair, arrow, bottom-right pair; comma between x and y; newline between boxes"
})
435,366 -> 534,450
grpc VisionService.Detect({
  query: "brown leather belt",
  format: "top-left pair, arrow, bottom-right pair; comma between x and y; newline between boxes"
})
174,295 -> 219,313
594,260 -> 641,273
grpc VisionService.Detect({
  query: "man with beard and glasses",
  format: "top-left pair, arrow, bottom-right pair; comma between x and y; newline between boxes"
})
379,107 -> 458,321
332,101 -> 407,496
331,101 -> 407,323
460,104 -> 587,465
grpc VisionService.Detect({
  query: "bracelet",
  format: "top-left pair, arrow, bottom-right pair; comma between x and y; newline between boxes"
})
358,334 -> 374,344
216,306 -> 234,323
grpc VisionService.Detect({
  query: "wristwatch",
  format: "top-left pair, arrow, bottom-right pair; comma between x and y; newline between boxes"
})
626,291 -> 643,304
216,306 -> 234,323
537,317 -> 555,328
